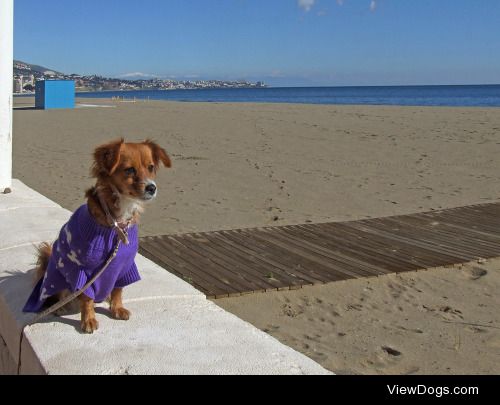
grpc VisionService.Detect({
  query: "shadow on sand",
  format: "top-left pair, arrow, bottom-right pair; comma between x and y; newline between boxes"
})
13,106 -> 38,111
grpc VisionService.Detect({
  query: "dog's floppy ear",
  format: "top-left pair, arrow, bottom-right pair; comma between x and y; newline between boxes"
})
144,139 -> 172,169
92,138 -> 124,177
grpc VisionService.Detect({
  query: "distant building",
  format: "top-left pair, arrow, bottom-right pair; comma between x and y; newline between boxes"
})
13,77 -> 22,93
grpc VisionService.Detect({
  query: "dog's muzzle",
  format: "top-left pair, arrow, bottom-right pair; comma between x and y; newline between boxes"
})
144,180 -> 157,200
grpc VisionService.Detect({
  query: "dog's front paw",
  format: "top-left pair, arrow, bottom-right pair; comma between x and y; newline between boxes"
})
111,307 -> 131,321
81,318 -> 99,334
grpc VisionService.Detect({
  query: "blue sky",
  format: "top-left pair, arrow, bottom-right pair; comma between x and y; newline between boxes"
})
14,0 -> 500,86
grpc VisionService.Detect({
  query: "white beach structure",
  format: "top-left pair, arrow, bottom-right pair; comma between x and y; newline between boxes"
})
0,0 -> 13,193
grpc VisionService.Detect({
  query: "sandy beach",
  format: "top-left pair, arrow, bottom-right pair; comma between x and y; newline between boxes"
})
13,97 -> 500,374
218,260 -> 500,375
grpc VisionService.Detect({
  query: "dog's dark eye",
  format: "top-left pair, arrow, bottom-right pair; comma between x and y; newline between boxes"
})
148,164 -> 155,173
125,167 -> 136,176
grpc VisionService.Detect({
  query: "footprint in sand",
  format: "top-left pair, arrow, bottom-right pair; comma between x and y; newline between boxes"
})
386,281 -> 409,299
281,303 -> 303,318
396,325 -> 424,334
362,346 -> 404,370
263,324 -> 280,333
382,346 -> 402,357
465,326 -> 487,334
309,352 -> 328,363
422,304 -> 464,321
438,305 -> 464,321
346,303 -> 364,311
463,267 -> 488,280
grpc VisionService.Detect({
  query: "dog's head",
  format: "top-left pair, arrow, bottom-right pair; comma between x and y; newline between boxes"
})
92,138 -> 171,201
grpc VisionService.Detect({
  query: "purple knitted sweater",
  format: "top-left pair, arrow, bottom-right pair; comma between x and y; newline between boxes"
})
23,204 -> 141,313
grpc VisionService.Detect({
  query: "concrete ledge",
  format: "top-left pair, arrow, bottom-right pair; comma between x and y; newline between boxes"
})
24,298 -> 324,374
0,206 -> 70,251
0,180 -> 60,211
0,180 -> 330,375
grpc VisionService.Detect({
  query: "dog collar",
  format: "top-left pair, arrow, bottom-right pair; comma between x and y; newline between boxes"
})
96,190 -> 130,245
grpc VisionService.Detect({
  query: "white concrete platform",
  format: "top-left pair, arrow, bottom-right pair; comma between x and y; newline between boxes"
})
0,180 -> 330,374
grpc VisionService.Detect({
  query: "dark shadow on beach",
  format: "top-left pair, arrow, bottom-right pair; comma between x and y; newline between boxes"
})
13,106 -> 38,111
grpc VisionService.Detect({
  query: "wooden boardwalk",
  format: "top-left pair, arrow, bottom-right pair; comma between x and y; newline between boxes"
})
139,203 -> 500,299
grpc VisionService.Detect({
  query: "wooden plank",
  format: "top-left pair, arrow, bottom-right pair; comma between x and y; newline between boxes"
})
318,221 -> 451,267
140,239 -> 224,298
141,236 -> 237,298
198,232 -> 298,288
438,212 -> 500,234
450,204 -> 500,219
320,222 -> 468,265
297,223 -> 432,271
459,205 -> 500,219
167,235 -> 255,295
179,233 -> 273,293
379,217 -> 500,258
184,233 -> 286,291
360,217 -> 484,258
388,215 -> 500,249
409,208 -> 500,233
435,211 -> 500,235
264,227 -> 379,278
422,214 -> 500,241
218,230 -> 320,286
139,202 -> 500,298
278,225 -> 396,276
341,221 -> 475,262
364,222 -> 482,260
143,236 -> 240,297
240,228 -> 356,282
425,208 -> 500,228
220,229 -> 327,285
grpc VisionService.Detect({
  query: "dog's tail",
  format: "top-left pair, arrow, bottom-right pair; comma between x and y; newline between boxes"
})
35,242 -> 52,283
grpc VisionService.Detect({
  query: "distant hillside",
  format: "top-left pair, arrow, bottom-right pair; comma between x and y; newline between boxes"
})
13,60 -> 266,92
14,60 -> 63,77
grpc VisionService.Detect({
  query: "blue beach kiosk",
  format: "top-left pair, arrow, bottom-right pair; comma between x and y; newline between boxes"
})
35,80 -> 75,109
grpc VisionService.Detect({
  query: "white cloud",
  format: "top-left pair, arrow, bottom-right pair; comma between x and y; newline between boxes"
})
370,0 -> 377,12
118,72 -> 156,78
336,0 -> 344,5
298,0 -> 315,12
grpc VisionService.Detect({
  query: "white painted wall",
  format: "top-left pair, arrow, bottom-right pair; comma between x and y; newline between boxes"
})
0,0 -> 13,192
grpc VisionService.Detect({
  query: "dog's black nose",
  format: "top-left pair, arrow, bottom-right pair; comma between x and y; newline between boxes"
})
145,183 -> 157,195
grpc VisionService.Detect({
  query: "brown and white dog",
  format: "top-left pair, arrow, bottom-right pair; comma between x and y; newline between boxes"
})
34,138 -> 171,333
